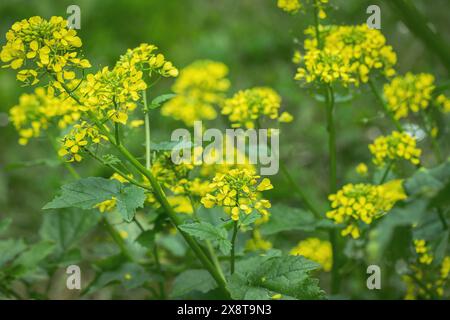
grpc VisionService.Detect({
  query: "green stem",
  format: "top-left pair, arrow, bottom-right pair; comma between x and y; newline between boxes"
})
386,0 -> 450,74
437,208 -> 448,230
143,90 -> 151,169
48,133 -> 133,261
325,84 -> 341,294
57,80 -> 230,297
230,221 -> 238,275
85,149 -> 152,191
379,161 -> 393,184
313,0 -> 322,49
419,111 -> 443,163
102,217 -> 134,261
189,196 -> 225,280
280,162 -> 321,218
368,79 -> 404,132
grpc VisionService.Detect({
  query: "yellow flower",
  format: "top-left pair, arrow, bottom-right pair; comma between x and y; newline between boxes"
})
384,73 -> 436,119
94,197 -> 117,213
161,60 -> 229,126
59,121 -> 106,163
326,181 -> 406,238
200,169 -> 272,222
290,237 -> 332,272
222,87 -> 292,129
369,131 -> 421,167
245,229 -> 273,252
414,239 -> 433,265
277,0 -> 301,13
355,163 -> 368,176
295,48 -> 356,86
296,24 -> 396,86
436,94 -> 450,113
277,0 -> 328,17
1,16 -> 90,88
10,86 -> 81,145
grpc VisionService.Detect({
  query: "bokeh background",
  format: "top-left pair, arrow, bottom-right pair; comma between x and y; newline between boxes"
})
0,0 -> 449,299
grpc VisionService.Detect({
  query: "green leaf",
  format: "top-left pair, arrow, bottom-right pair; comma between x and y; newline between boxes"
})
171,269 -> 217,297
102,154 -> 121,166
86,262 -> 156,294
367,200 -> 428,261
0,239 -> 27,268
39,209 -> 100,255
179,221 -> 231,255
239,211 -> 261,227
404,160 -> 450,198
152,140 -> 195,151
227,255 -> 325,300
43,177 -> 146,222
260,204 -> 316,236
10,241 -> 55,277
148,93 -> 176,110
135,230 -> 155,248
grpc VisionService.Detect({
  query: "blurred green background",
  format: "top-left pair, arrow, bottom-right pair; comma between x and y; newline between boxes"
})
0,0 -> 449,297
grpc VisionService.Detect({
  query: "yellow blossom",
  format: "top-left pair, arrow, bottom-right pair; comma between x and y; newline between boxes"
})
161,60 -> 229,126
290,237 -> 332,271
369,131 -> 421,167
222,87 -> 293,129
326,181 -> 406,238
200,169 -> 272,221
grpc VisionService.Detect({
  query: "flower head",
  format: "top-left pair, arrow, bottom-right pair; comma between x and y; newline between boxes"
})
201,168 -> 272,221
369,131 -> 421,167
1,16 -> 90,88
277,0 -> 328,18
384,73 -> 440,119
221,87 -> 292,129
290,237 -> 332,271
9,86 -> 81,145
326,180 -> 406,238
161,60 -> 229,126
58,121 -> 106,162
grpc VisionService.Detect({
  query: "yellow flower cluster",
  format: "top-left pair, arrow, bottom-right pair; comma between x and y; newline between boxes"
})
435,94 -> 450,113
58,121 -> 106,162
95,197 -> 117,213
115,43 -> 178,78
369,131 -> 421,167
78,44 -> 177,125
277,0 -> 328,18
326,180 -> 406,238
290,237 -> 332,272
245,229 -> 273,252
414,239 -> 433,265
296,24 -> 396,86
161,60 -> 230,126
295,48 -> 356,86
403,255 -> 450,299
201,169 -> 273,221
317,25 -> 396,83
9,86 -> 81,145
1,16 -> 90,87
383,73 -> 437,119
221,87 -> 293,129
